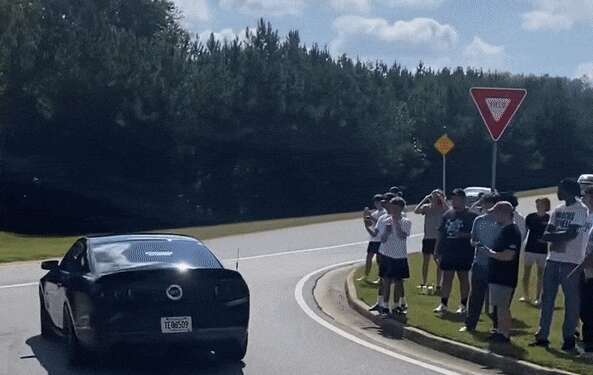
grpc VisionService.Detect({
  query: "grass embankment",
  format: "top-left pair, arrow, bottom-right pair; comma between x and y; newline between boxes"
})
355,254 -> 591,375
0,211 -> 360,264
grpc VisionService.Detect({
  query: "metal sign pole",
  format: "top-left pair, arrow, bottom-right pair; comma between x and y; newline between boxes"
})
491,142 -> 497,191
442,154 -> 446,194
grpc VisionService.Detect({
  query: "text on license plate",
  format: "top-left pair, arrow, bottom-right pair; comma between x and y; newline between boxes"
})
161,316 -> 192,333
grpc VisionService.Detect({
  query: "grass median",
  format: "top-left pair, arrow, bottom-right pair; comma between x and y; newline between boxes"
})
354,253 -> 591,375
0,211 -> 360,264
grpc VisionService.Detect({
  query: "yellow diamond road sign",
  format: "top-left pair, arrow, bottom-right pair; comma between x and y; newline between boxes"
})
434,134 -> 454,156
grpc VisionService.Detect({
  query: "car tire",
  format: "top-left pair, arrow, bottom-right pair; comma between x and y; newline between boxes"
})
217,335 -> 248,362
39,294 -> 54,339
63,307 -> 89,366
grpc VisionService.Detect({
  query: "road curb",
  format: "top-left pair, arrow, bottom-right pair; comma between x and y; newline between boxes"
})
344,267 -> 577,375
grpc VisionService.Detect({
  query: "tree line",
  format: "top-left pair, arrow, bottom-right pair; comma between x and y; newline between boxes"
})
1,0 -> 592,234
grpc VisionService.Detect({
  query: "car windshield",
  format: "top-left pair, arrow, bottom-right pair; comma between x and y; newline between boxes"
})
90,240 -> 222,274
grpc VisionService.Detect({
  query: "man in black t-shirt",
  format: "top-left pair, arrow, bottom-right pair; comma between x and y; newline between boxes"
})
434,189 -> 477,314
521,198 -> 550,304
484,201 -> 522,343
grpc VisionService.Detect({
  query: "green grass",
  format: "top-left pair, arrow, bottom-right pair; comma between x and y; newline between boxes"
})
0,211 -> 361,264
355,254 -> 591,375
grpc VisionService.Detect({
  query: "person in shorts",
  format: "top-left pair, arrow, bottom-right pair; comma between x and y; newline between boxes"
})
520,197 -> 551,305
434,188 -> 477,314
484,201 -> 523,343
414,189 -> 448,292
379,197 -> 412,317
360,194 -> 387,283
366,193 -> 396,312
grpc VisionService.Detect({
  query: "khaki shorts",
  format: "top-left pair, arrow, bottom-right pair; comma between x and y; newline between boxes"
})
489,284 -> 514,309
524,252 -> 546,269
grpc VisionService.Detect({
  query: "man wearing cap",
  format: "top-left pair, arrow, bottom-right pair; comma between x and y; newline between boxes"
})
366,192 -> 396,313
531,179 -> 588,352
434,188 -> 477,314
360,194 -> 387,283
483,201 -> 522,343
460,193 -> 501,333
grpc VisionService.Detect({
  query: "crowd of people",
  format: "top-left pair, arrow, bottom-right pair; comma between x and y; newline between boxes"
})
360,179 -> 593,357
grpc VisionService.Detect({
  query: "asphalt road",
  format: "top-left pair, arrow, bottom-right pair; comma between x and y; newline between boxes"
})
0,193 -> 557,375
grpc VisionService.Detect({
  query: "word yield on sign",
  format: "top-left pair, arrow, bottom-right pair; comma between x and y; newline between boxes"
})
470,87 -> 527,141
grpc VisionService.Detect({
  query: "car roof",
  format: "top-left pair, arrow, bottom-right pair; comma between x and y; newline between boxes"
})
464,187 -> 491,192
86,234 -> 204,247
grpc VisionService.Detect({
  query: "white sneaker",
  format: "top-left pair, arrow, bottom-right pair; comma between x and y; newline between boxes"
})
456,305 -> 467,314
433,304 -> 448,313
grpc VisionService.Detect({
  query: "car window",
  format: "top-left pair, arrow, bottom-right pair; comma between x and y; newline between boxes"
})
60,241 -> 87,273
90,240 -> 222,274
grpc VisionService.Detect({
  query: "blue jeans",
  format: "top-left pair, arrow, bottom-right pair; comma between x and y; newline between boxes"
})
537,260 -> 581,341
466,263 -> 489,329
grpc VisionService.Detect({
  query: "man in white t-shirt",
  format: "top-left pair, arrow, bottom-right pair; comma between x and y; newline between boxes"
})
531,179 -> 588,352
379,197 -> 412,317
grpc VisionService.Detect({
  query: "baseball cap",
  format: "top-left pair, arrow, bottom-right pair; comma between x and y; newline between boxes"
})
488,201 -> 514,215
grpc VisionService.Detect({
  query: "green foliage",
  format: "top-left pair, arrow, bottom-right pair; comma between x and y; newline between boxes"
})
1,1 -> 592,232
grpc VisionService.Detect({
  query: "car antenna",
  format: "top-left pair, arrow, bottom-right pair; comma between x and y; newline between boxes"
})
235,248 -> 240,271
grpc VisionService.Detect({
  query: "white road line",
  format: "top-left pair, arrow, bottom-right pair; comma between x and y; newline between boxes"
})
294,261 -> 461,375
0,233 -> 424,290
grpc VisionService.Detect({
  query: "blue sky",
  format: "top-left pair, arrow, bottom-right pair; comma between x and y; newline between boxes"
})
172,0 -> 593,81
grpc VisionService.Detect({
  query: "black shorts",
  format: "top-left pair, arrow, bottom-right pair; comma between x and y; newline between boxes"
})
367,241 -> 381,254
439,257 -> 473,271
380,256 -> 410,280
422,239 -> 437,254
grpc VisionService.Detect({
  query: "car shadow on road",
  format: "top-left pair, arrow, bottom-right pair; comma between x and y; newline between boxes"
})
26,335 -> 245,375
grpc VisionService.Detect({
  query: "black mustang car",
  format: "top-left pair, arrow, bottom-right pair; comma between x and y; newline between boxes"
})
39,234 -> 249,364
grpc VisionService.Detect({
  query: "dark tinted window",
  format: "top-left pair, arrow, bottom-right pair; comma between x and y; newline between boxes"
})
60,241 -> 88,273
90,240 -> 222,274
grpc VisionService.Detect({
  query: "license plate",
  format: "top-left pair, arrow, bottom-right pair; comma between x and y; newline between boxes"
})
161,316 -> 192,333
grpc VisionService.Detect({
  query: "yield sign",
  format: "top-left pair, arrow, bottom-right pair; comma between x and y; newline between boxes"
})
470,87 -> 527,141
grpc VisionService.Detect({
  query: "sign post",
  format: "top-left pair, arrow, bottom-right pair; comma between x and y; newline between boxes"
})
470,87 -> 527,190
434,134 -> 455,194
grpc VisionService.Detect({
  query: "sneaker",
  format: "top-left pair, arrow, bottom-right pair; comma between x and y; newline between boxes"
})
371,278 -> 381,285
433,303 -> 448,313
421,285 -> 428,295
426,285 -> 435,295
456,305 -> 467,314
459,326 -> 475,333
417,284 -> 426,289
519,296 -> 528,303
399,304 -> 408,314
533,299 -> 541,306
562,338 -> 577,353
379,306 -> 390,317
489,333 -> 510,343
368,303 -> 381,312
528,338 -> 550,348
356,275 -> 367,282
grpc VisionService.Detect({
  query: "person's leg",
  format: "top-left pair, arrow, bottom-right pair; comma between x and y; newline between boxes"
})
465,264 -> 487,329
364,252 -> 373,278
581,277 -> 593,352
522,263 -> 532,301
535,262 -> 544,303
422,253 -> 430,286
458,271 -> 470,307
497,306 -> 511,338
440,271 -> 454,306
383,278 -> 392,307
435,256 -> 442,288
536,261 -> 560,342
560,262 -> 581,347
394,280 -> 404,306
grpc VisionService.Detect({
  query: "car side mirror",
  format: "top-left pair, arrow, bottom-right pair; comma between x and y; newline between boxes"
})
41,260 -> 59,271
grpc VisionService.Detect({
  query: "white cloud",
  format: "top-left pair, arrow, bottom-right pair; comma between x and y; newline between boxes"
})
576,62 -> 593,83
381,0 -> 444,9
462,36 -> 507,71
219,0 -> 306,16
330,16 -> 458,55
329,0 -> 371,13
173,0 -> 209,28
522,0 -> 593,31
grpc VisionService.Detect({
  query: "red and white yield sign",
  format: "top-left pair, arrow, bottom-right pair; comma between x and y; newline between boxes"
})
470,87 -> 527,141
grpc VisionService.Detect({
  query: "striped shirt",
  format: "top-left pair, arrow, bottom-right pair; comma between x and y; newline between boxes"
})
379,215 -> 412,259
471,213 -> 502,266
369,208 -> 387,242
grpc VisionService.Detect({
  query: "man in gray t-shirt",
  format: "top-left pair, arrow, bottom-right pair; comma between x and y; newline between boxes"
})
414,190 -> 448,290
461,193 -> 501,332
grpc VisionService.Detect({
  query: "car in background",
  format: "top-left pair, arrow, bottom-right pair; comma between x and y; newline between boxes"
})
464,186 -> 492,205
39,234 -> 249,365
578,174 -> 593,195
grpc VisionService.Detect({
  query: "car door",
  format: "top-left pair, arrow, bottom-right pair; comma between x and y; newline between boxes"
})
52,240 -> 87,329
